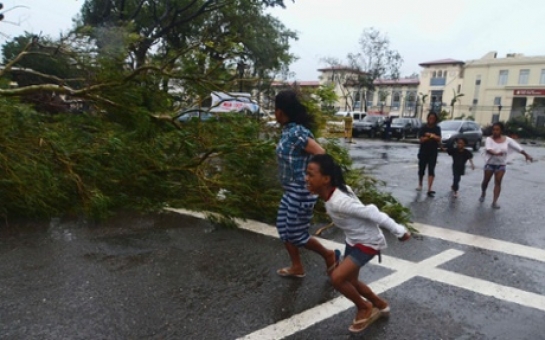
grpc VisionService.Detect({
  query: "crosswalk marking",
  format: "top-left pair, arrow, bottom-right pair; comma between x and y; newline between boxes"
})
414,222 -> 545,263
166,208 -> 545,339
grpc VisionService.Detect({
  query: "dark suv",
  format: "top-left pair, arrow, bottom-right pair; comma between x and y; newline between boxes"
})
439,120 -> 483,151
390,117 -> 420,140
353,115 -> 386,138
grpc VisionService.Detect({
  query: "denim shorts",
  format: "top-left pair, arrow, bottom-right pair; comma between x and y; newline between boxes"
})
344,243 -> 376,267
484,164 -> 506,172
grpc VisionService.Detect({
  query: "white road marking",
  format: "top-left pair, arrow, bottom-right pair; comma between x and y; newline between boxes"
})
167,208 -> 545,339
414,222 -> 545,264
237,250 -> 464,340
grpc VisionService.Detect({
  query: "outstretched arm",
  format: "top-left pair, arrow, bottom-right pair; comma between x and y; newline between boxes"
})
332,199 -> 408,238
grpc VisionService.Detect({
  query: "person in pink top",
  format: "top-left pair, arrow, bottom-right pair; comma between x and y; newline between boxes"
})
479,122 -> 533,209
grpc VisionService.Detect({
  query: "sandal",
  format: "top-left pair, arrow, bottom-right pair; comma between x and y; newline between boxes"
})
427,191 -> 436,197
326,249 -> 341,274
348,308 -> 381,333
377,304 -> 390,317
276,268 -> 305,278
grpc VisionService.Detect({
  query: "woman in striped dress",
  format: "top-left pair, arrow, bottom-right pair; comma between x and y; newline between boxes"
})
274,90 -> 339,278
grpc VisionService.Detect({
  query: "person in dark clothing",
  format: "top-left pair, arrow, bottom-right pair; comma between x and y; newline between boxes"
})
417,112 -> 441,197
447,138 -> 475,198
383,117 -> 392,140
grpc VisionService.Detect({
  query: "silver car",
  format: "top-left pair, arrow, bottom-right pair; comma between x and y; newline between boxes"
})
439,120 -> 483,151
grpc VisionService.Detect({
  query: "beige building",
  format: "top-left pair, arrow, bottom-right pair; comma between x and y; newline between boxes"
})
317,66 -> 420,117
368,78 -> 420,117
417,58 -> 465,116
317,66 -> 368,112
419,52 -> 545,126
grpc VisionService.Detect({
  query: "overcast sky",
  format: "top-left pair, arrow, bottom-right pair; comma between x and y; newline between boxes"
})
2,0 -> 545,81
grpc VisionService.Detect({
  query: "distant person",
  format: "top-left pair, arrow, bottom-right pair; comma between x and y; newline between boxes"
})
344,112 -> 354,143
383,116 -> 392,140
274,90 -> 339,278
447,137 -> 475,198
479,122 -> 533,209
417,112 -> 441,197
306,154 -> 410,333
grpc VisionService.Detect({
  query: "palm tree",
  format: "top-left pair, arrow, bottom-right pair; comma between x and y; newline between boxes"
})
450,90 -> 465,119
418,93 -> 428,120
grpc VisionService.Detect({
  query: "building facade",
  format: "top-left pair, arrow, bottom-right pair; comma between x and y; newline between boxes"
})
419,52 -> 545,126
317,66 -> 420,117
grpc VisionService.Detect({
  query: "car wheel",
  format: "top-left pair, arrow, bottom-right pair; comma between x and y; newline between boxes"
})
473,139 -> 481,151
401,130 -> 406,140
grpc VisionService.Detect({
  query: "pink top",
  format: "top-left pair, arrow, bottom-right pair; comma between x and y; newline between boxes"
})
483,136 -> 523,165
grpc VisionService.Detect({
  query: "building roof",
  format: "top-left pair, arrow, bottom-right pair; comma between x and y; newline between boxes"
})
317,65 -> 368,75
271,80 -> 320,87
418,58 -> 465,67
464,53 -> 545,67
373,78 -> 420,86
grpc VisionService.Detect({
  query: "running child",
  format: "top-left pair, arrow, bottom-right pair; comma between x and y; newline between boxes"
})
305,154 -> 410,333
447,137 -> 475,198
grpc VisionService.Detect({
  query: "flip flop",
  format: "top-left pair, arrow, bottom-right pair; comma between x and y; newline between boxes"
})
377,304 -> 390,317
348,308 -> 381,333
276,268 -> 305,278
326,249 -> 342,274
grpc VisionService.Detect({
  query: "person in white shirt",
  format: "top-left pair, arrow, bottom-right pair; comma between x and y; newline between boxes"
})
480,122 -> 533,209
305,154 -> 410,334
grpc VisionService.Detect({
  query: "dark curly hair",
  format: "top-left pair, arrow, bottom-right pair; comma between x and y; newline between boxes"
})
275,90 -> 315,130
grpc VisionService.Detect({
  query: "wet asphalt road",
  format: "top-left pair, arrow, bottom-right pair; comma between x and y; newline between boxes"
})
1,140 -> 544,340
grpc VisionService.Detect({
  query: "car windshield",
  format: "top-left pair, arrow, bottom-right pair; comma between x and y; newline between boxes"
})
439,121 -> 463,130
392,118 -> 410,124
363,115 -> 382,122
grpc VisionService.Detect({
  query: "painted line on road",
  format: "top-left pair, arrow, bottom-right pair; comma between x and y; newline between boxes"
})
237,250 -> 464,340
420,267 -> 545,313
167,209 -> 545,338
414,222 -> 545,264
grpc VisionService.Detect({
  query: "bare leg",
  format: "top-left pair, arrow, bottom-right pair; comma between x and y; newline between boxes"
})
349,273 -> 388,310
280,242 -> 304,276
330,259 -> 373,321
427,175 -> 435,192
492,170 -> 505,207
480,170 -> 494,198
304,237 -> 336,270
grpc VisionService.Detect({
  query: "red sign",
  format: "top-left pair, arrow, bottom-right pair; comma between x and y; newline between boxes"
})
513,89 -> 545,96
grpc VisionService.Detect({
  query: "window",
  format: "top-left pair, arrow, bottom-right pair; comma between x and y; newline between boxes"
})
443,71 -> 447,78
391,91 -> 401,109
493,97 -> 502,106
432,71 -> 437,78
492,114 -> 500,123
472,99 -> 478,105
498,70 -> 508,85
438,70 -> 443,78
541,69 -> 545,85
518,69 -> 530,85
457,84 -> 462,93
366,91 -> 374,108
405,91 -> 416,109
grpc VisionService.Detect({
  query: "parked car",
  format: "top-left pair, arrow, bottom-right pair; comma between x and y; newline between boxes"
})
353,114 -> 386,138
334,111 -> 366,121
390,117 -> 421,140
177,108 -> 217,123
439,120 -> 483,151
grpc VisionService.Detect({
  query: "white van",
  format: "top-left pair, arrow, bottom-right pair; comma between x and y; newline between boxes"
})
334,111 -> 366,121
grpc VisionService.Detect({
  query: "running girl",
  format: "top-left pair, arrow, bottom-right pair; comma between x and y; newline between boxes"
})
306,154 -> 411,333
